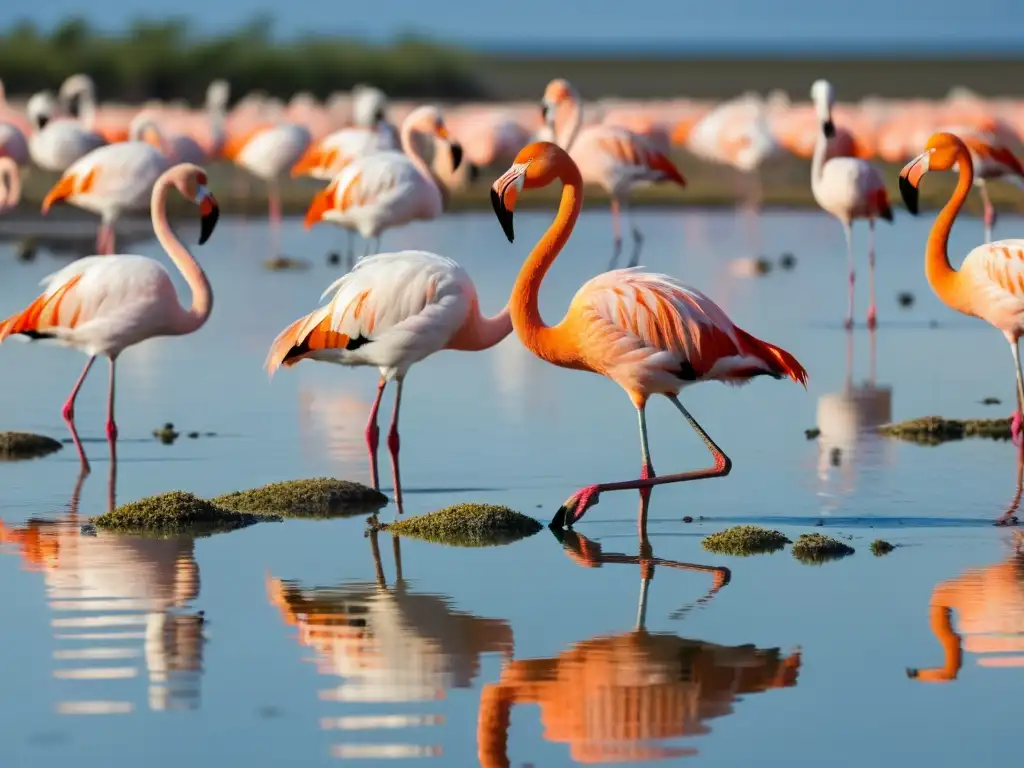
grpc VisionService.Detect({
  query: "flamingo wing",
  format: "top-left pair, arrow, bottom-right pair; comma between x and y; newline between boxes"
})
961,240 -> 1024,319
0,255 -> 178,353
964,135 -> 1024,179
575,125 -> 685,191
294,127 -> 391,179
266,250 -> 472,375
322,153 -> 439,229
53,142 -> 169,209
570,268 -> 806,388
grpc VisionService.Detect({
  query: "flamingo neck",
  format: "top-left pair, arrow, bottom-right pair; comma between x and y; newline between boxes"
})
811,122 -> 828,188
445,301 -> 513,352
926,148 -> 971,314
151,180 -> 213,335
132,119 -> 171,157
400,120 -> 446,207
557,96 -> 583,151
510,162 -> 584,367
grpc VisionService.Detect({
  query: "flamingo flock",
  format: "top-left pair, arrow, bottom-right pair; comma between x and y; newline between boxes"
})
1,71 -> 1024,528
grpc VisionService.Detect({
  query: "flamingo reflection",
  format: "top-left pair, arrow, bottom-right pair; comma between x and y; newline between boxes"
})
477,496 -> 800,766
909,444 -> 1024,682
0,458 -> 206,714
266,530 -> 512,760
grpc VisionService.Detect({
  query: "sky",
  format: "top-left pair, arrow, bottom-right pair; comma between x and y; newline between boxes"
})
2,0 -> 1022,53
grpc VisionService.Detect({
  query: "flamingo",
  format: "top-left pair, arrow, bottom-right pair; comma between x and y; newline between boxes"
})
810,79 -> 894,330
129,112 -> 210,166
265,250 -> 511,509
39,140 -> 171,255
303,105 -> 464,259
0,156 -> 21,211
0,110 -> 30,168
489,141 -> 808,530
26,91 -> 106,173
941,127 -> 1024,243
899,131 -> 1024,451
0,163 -> 219,468
541,78 -> 687,269
58,73 -> 131,145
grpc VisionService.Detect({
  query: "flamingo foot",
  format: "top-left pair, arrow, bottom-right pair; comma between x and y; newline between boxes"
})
551,485 -> 601,530
1012,410 -> 1023,448
866,307 -> 877,330
105,420 -> 118,442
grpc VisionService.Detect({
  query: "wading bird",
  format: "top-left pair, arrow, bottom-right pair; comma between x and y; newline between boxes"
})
490,142 -> 807,530
265,250 -> 512,507
900,131 -> 1024,448
540,78 -> 687,269
810,79 -> 893,330
943,127 -> 1024,243
0,164 -> 219,468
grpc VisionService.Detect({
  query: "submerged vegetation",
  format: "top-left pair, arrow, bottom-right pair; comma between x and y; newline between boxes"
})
93,491 -> 267,536
877,416 -> 1012,444
870,539 -> 896,556
792,534 -> 855,564
0,431 -> 62,460
212,478 -> 387,518
701,525 -> 791,557
373,503 -> 542,547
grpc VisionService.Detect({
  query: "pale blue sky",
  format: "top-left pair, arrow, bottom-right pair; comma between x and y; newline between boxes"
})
1,0 -> 1021,51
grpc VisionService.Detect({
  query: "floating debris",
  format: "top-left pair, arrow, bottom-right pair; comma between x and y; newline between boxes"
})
980,397 -> 1001,406
187,431 -> 200,439
682,515 -> 694,523
0,431 -> 63,460
870,539 -> 895,556
263,255 -> 311,271
701,525 -> 791,557
92,491 -> 266,535
791,533 -> 855,564
728,257 -> 773,278
805,427 -> 821,440
779,253 -> 797,270
878,416 -> 1011,444
153,423 -> 179,444
326,252 -> 341,266
212,477 -> 387,518
17,237 -> 37,262
897,291 -> 915,308
373,503 -> 543,547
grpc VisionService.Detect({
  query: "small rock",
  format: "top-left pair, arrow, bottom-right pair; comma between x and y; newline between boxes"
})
928,319 -> 939,329
153,423 -> 179,444
263,255 -> 311,271
701,525 -> 790,557
376,503 -> 543,548
80,523 -> 97,536
213,477 -> 387,518
792,533 -> 855,564
187,431 -> 200,439
870,539 -> 895,556
17,238 -> 37,262
878,415 -> 1012,444
0,431 -> 63,460
683,515 -> 694,523
897,291 -> 915,308
830,447 -> 842,466
92,491 -> 268,535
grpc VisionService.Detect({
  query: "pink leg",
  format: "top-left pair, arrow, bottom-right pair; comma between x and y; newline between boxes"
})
1012,342 -> 1024,448
365,379 -> 387,490
866,219 -> 877,330
843,222 -> 855,330
63,357 -> 96,470
95,224 -> 107,255
553,396 -> 731,529
268,181 -> 282,255
609,197 -> 622,269
105,358 -> 118,443
387,379 -> 404,514
981,182 -> 996,243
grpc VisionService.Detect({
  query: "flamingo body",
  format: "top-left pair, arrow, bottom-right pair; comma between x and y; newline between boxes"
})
949,240 -> 1024,333
813,157 -> 891,223
291,124 -> 399,180
0,122 -> 30,167
233,123 -> 312,181
29,119 -> 106,173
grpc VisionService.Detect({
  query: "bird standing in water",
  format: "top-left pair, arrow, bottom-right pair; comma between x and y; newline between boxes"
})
490,141 -> 808,530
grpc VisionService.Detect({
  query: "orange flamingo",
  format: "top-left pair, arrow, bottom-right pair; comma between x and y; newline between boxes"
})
942,127 -> 1024,243
490,142 -> 808,530
899,131 -> 1024,447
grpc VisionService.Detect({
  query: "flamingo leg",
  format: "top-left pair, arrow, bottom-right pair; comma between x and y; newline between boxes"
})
387,378 -> 404,514
843,221 -> 855,330
551,395 -> 732,529
867,218 -> 877,330
268,180 -> 282,254
366,378 -> 387,490
1011,341 -> 1024,448
63,356 -> 96,471
609,197 -> 623,269
105,358 -> 118,443
625,197 -> 643,269
980,182 -> 996,243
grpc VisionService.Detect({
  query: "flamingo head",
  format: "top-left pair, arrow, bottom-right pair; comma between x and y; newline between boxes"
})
899,132 -> 968,214
810,79 -> 836,138
170,165 -> 220,244
490,141 -> 574,243
405,105 -> 463,172
540,78 -> 577,126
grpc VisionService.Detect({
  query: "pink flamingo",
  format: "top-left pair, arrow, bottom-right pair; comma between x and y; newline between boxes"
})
0,164 -> 219,469
490,141 -> 808,530
265,250 -> 512,509
541,78 -> 687,269
941,127 -> 1024,243
0,156 -> 21,211
810,80 -> 894,330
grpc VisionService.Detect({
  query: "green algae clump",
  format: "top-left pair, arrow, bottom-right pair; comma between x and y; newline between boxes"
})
376,503 -> 542,547
93,491 -> 264,536
0,432 -> 63,460
878,416 -> 1011,444
870,539 -> 895,556
701,525 -> 791,557
212,477 -> 387,518
792,533 -> 855,564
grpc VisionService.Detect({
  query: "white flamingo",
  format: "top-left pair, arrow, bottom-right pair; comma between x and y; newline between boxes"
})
26,91 -> 106,173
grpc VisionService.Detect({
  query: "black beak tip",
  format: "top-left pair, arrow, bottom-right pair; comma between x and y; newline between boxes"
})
549,505 -> 568,530
199,207 -> 219,245
490,188 -> 514,243
450,142 -> 464,172
898,176 -> 919,215
906,668 -> 919,679
822,120 -> 836,139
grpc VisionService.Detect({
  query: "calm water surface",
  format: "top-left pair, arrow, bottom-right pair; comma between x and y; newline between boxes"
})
1,206 -> 1023,767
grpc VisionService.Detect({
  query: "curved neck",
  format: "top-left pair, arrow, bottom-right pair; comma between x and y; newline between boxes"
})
557,97 -> 582,151
400,120 -> 446,205
446,301 -> 513,351
206,97 -> 226,155
811,121 -> 828,188
132,119 -> 171,156
0,157 -> 20,210
151,180 -> 213,335
510,162 -> 584,366
74,88 -> 97,132
926,148 -> 972,314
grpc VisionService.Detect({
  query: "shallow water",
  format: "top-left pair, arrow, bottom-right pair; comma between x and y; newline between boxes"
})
2,205 -> 1024,767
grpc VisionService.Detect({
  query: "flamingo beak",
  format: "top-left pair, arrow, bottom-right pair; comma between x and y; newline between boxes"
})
449,142 -> 464,172
899,150 -> 932,215
291,144 -> 323,177
41,174 -> 77,215
822,120 -> 836,139
196,186 -> 219,244
490,165 -> 526,244
305,186 -> 335,230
